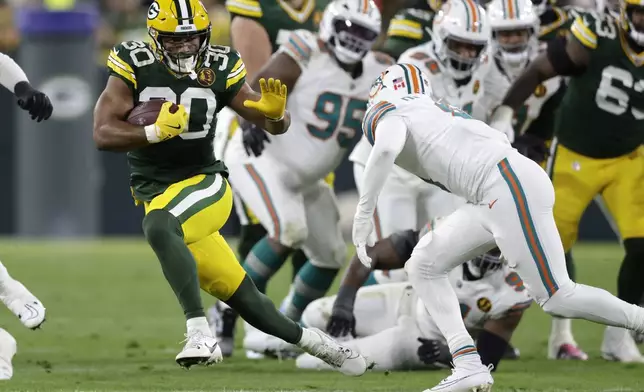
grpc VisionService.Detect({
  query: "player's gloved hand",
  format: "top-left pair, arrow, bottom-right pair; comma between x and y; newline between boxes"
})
352,213 -> 374,268
489,105 -> 515,143
243,78 -> 288,120
14,81 -> 53,122
512,133 -> 549,163
145,101 -> 188,143
327,309 -> 356,339
417,338 -> 452,368
242,121 -> 270,157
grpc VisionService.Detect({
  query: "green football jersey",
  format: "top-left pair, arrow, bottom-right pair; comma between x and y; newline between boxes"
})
107,41 -> 247,201
379,7 -> 434,60
225,0 -> 329,53
555,13 -> 644,158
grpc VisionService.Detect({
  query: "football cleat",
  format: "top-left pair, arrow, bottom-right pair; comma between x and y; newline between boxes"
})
175,331 -> 223,369
207,301 -> 236,357
0,328 -> 16,380
601,326 -> 644,363
426,363 -> 493,392
298,328 -> 370,377
0,280 -> 46,330
550,343 -> 588,361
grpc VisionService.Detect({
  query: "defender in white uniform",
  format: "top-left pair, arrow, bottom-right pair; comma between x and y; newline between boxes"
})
479,0 -> 589,362
348,0 -> 488,285
297,239 -> 531,372
353,64 -> 644,392
225,0 -> 390,321
474,0 -> 561,144
0,51 -> 50,380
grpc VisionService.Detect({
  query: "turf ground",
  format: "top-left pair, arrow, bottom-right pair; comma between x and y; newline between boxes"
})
0,239 -> 642,392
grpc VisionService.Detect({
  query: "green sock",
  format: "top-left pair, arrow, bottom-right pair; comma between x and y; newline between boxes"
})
142,210 -> 204,319
243,237 -> 289,293
291,250 -> 308,281
565,251 -> 576,281
285,262 -> 339,321
226,276 -> 302,344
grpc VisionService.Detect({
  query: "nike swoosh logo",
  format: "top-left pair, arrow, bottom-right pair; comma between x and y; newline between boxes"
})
488,198 -> 498,209
23,303 -> 40,320
167,124 -> 182,130
206,342 -> 219,354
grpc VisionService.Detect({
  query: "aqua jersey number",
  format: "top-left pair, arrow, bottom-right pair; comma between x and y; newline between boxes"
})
307,92 -> 367,148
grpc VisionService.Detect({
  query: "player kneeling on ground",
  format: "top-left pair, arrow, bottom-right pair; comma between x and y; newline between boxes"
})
93,0 -> 368,375
296,224 -> 531,371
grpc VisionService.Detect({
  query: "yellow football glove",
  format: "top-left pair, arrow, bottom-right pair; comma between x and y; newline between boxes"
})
243,78 -> 287,120
145,101 -> 189,143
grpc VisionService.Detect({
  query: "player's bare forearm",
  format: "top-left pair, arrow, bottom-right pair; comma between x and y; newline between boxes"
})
93,77 -> 149,151
501,53 -> 557,111
230,17 -> 272,81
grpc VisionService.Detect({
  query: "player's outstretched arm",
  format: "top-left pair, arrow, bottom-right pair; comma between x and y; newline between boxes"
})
353,116 -> 408,266
93,76 -> 149,151
228,80 -> 290,135
0,52 -> 53,122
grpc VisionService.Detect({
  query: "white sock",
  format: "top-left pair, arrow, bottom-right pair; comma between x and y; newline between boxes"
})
186,316 -> 212,336
543,281 -> 644,333
550,317 -> 574,344
407,270 -> 481,367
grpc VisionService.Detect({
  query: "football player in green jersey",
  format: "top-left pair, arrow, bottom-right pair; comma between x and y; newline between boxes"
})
378,0 -> 441,59
94,0 -> 370,374
210,0 -> 335,357
492,2 -> 644,362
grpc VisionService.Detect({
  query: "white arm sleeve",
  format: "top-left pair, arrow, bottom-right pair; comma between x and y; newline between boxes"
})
356,116 -> 408,219
0,52 -> 28,93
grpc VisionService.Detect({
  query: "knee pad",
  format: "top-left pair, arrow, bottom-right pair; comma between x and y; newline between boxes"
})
142,209 -> 183,246
540,280 -> 575,316
280,221 -> 308,248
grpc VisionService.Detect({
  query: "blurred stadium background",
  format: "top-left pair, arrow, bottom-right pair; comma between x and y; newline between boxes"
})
0,0 -> 615,241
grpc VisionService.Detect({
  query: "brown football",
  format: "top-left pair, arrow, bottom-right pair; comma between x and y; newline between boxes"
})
126,99 -> 178,126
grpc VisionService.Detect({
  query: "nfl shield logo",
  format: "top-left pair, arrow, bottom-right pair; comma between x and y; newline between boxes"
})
393,77 -> 406,91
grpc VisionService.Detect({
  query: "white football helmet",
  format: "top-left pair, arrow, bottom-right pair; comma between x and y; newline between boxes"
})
487,0 -> 539,79
367,63 -> 432,108
319,0 -> 382,65
432,0 -> 489,80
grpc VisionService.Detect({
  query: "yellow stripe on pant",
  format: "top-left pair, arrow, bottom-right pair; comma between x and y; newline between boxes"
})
144,173 -> 246,300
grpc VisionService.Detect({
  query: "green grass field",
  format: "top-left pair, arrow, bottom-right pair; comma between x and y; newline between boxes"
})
0,239 -> 642,392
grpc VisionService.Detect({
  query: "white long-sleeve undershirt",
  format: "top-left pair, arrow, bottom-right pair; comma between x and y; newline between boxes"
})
0,51 -> 28,94
355,115 -> 408,220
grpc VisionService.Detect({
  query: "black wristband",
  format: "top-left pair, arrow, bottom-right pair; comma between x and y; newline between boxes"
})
13,81 -> 32,98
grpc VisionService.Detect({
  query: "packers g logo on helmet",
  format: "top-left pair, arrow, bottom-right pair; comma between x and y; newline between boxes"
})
148,1 -> 160,20
146,0 -> 212,74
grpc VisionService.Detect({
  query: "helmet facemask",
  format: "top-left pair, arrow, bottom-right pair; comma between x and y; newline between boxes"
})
623,3 -> 644,46
491,27 -> 535,79
440,36 -> 487,80
149,26 -> 211,74
328,17 -> 380,65
467,248 -> 503,278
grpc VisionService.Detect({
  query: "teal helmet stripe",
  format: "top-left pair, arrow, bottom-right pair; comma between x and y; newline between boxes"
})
398,64 -> 413,94
410,64 -> 426,94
